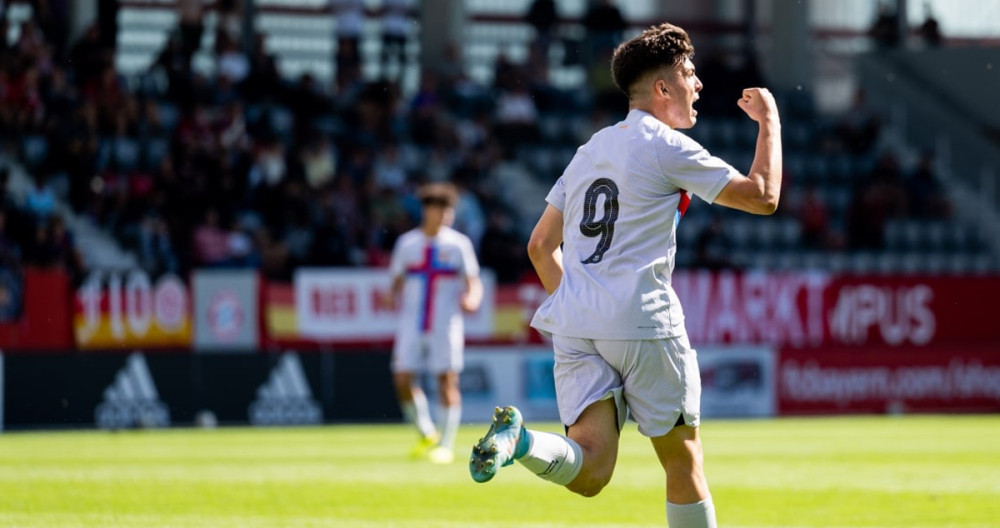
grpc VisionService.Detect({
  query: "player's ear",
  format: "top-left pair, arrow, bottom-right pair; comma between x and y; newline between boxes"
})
655,79 -> 670,97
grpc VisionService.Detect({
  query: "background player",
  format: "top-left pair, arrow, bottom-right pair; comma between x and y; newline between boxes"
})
469,23 -> 782,528
390,182 -> 483,464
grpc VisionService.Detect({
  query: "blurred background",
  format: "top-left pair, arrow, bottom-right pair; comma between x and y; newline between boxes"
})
0,0 -> 998,430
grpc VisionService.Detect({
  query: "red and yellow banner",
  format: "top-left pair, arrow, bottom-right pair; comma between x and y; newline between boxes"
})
74,271 -> 191,349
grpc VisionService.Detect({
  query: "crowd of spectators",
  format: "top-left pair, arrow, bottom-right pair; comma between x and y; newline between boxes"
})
0,7 -> 85,287
1,1 -> 550,286
0,0 -> 967,295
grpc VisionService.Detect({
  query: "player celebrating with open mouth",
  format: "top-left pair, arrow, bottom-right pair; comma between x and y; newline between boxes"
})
469,22 -> 782,528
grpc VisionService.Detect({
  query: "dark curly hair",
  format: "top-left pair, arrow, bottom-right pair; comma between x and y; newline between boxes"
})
611,23 -> 695,100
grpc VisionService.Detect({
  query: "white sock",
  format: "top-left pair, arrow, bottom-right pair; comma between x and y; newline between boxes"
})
515,430 -> 583,486
666,497 -> 717,528
436,404 -> 461,449
401,392 -> 436,439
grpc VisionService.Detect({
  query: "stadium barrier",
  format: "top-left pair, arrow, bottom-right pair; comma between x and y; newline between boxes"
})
2,350 -> 400,430
11,267 -> 995,351
3,267 -> 999,429
778,344 -> 1000,415
2,345 -> 781,430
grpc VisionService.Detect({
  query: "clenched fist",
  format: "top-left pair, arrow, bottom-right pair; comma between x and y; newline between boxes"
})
737,87 -> 779,124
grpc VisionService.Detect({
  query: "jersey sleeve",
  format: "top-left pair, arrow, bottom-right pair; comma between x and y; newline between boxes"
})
388,237 -> 406,278
458,236 -> 480,278
659,132 -> 739,204
544,176 -> 567,211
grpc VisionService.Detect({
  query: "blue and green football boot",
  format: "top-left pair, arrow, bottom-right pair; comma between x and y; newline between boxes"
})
469,406 -> 530,483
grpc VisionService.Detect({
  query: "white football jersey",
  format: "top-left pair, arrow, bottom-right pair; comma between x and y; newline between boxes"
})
531,109 -> 738,339
390,226 -> 479,340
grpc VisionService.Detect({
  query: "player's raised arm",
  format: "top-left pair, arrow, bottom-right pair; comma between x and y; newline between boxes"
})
527,204 -> 564,295
713,87 -> 782,215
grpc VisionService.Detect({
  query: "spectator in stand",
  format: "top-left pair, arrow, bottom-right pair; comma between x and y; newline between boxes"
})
0,18 -> 7,55
409,72 -> 443,147
906,151 -> 951,219
492,60 -> 540,157
175,102 -> 217,158
287,72 -> 334,144
692,47 -> 733,118
25,173 -> 57,221
6,64 -> 46,134
869,2 -> 901,50
244,218 -> 283,275
192,208 -> 230,266
833,89 -> 882,155
326,175 -> 366,263
216,100 -> 251,159
136,210 -> 179,275
0,207 -> 24,321
84,64 -> 126,130
150,30 -> 192,105
299,135 -> 337,190
0,210 -> 22,269
452,180 -> 486,250
381,0 -> 412,80
68,24 -> 111,88
331,0 -> 364,85
48,214 -> 83,279
437,43 -> 490,117
694,213 -> 736,271
309,183 -> 354,266
34,0 -> 72,61
16,18 -> 48,61
848,151 -> 908,249
97,0 -> 119,50
177,0 -> 204,64
24,214 -> 82,278
372,142 -> 410,191
918,2 -> 943,47
0,169 -> 30,250
216,0 -> 244,43
215,32 -> 250,85
525,0 -> 559,60
227,216 -> 258,268
241,33 -> 282,102
582,0 -> 627,67
494,89 -> 539,153
478,208 -> 525,284
797,183 -> 831,249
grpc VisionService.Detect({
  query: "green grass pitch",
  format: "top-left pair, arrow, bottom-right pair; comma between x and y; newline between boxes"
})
1,415 -> 998,527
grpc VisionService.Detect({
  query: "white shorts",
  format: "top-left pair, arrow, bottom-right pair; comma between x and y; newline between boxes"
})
391,331 -> 464,374
552,334 -> 701,437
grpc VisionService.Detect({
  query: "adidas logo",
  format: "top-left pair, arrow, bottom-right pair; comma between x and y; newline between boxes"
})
248,353 -> 323,426
95,353 -> 170,430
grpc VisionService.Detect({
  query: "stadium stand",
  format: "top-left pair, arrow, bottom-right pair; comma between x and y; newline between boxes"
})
0,0 -> 996,293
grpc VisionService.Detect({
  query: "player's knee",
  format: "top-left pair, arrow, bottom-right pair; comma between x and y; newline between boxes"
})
666,444 -> 704,478
567,471 -> 612,497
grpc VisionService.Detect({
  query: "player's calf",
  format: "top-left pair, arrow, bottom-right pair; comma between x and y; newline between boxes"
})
470,406 -> 584,488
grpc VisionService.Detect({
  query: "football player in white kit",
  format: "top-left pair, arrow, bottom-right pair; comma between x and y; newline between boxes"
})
390,182 -> 482,464
469,23 -> 782,528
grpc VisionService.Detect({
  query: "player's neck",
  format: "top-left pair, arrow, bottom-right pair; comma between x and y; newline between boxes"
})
630,103 -> 672,129
422,223 -> 443,237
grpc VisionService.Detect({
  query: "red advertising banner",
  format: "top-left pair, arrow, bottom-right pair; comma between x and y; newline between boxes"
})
0,267 -> 74,350
778,345 -> 1000,414
507,273 -> 1000,348
672,272 -> 999,347
262,271 -> 1000,349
